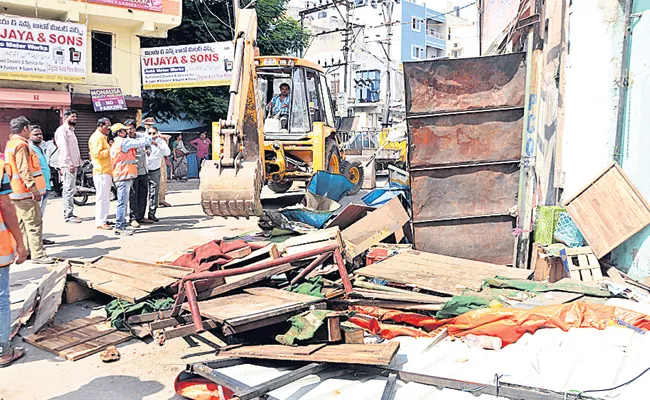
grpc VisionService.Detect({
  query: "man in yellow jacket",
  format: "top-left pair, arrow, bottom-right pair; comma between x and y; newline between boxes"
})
88,118 -> 113,230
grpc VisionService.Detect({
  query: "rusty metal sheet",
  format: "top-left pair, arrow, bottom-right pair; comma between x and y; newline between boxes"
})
405,53 -> 526,265
403,52 -> 526,116
413,217 -> 516,265
411,163 -> 520,222
409,108 -> 524,168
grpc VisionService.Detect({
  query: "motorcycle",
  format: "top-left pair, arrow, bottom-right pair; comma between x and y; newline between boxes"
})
51,160 -> 117,206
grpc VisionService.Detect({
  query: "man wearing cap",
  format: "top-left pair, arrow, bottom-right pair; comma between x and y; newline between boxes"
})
127,123 -> 150,228
109,123 -> 153,236
88,117 -> 113,231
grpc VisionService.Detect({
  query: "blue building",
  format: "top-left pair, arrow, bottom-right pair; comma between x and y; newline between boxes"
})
400,1 -> 447,62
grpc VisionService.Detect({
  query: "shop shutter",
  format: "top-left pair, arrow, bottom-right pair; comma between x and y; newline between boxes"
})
72,105 -> 135,160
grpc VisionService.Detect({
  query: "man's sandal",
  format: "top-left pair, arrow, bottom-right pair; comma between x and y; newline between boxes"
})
0,347 -> 25,368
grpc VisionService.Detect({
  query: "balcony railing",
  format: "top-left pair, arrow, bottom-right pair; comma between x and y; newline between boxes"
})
426,30 -> 444,39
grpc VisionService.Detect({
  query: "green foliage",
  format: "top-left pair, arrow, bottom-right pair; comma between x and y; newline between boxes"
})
142,0 -> 310,123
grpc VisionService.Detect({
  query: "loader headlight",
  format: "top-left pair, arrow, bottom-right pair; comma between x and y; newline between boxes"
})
273,141 -> 281,150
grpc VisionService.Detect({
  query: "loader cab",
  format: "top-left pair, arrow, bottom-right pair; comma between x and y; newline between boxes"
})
255,57 -> 335,140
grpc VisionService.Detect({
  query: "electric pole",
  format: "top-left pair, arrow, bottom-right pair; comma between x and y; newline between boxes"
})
381,0 -> 394,126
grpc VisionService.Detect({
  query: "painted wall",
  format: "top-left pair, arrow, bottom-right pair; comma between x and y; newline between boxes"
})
611,0 -> 650,282
0,0 -> 182,97
561,0 -> 624,198
401,0 -> 446,62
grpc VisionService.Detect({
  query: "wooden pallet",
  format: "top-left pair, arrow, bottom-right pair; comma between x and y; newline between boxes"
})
565,247 -> 603,282
23,316 -> 133,361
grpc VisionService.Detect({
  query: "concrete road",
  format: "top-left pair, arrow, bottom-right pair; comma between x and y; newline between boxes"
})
2,180 -> 275,400
2,178 -> 377,399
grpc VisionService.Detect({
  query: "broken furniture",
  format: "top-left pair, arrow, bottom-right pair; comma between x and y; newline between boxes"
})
564,162 -> 650,258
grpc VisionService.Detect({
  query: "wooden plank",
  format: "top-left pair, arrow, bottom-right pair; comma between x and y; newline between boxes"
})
282,227 -> 343,252
355,250 -> 529,296
243,287 -> 321,303
187,288 -> 323,324
221,306 -> 327,336
70,267 -> 153,303
26,262 -> 69,335
200,263 -> 297,299
63,280 -> 96,304
161,320 -> 220,340
225,246 -> 252,259
89,257 -> 179,288
223,244 -> 279,269
342,197 -> 409,261
564,162 -> 650,258
60,331 -> 132,361
327,316 -> 342,342
606,266 -> 626,286
218,342 -> 400,366
101,255 -> 193,278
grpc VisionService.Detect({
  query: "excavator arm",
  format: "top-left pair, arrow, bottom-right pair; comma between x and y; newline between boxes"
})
200,9 -> 265,217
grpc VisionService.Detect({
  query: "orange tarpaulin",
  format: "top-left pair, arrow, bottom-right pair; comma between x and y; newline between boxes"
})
349,302 -> 650,346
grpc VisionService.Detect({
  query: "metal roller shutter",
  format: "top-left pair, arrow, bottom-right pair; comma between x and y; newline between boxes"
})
73,105 -> 136,160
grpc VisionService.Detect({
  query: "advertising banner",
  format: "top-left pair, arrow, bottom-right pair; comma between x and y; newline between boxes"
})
141,42 -> 234,90
0,15 -> 87,83
90,88 -> 128,112
89,0 -> 163,13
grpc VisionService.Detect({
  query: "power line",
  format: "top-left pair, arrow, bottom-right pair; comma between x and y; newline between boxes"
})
193,0 -> 219,42
200,0 -> 235,34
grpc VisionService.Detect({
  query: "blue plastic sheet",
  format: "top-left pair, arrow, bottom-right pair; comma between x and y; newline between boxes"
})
307,171 -> 354,202
279,206 -> 336,229
361,188 -> 407,207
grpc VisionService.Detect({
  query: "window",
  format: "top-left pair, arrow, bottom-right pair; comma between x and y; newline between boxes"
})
91,31 -> 112,74
454,6 -> 460,17
411,17 -> 423,32
412,45 -> 424,60
317,11 -> 327,19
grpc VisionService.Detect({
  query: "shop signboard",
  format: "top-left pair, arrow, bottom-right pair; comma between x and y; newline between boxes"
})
0,14 -> 87,83
89,0 -> 163,12
90,88 -> 128,112
141,42 -> 234,90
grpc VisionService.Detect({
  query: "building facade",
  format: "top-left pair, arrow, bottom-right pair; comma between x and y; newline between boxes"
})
0,0 -> 182,156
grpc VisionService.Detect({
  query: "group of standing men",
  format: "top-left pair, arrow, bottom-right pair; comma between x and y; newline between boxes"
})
88,118 -> 170,235
0,111 -> 172,367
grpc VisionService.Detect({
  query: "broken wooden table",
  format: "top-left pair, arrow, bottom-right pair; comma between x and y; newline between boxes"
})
169,242 -> 353,337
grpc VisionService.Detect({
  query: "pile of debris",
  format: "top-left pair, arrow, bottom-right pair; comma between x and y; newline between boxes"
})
10,164 -> 650,398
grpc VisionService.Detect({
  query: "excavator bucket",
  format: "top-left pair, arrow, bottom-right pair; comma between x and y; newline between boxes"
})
199,160 -> 263,217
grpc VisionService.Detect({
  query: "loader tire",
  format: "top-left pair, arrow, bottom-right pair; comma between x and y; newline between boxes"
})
268,180 -> 293,193
325,138 -> 342,174
341,160 -> 364,195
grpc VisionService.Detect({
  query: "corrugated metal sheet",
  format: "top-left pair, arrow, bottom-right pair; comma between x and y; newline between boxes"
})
206,325 -> 650,399
404,53 -> 526,265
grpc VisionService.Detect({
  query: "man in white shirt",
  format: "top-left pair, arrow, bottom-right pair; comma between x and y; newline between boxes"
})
54,109 -> 82,223
145,126 -> 170,222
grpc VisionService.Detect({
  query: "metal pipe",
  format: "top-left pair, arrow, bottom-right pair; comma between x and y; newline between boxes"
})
182,242 -> 342,283
289,252 -> 332,286
184,281 -> 204,333
227,37 -> 246,120
614,0 -> 635,163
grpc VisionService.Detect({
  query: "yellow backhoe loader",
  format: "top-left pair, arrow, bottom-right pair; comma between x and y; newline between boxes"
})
199,8 -> 363,217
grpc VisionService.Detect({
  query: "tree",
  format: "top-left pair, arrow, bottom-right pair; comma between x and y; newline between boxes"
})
142,0 -> 310,123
